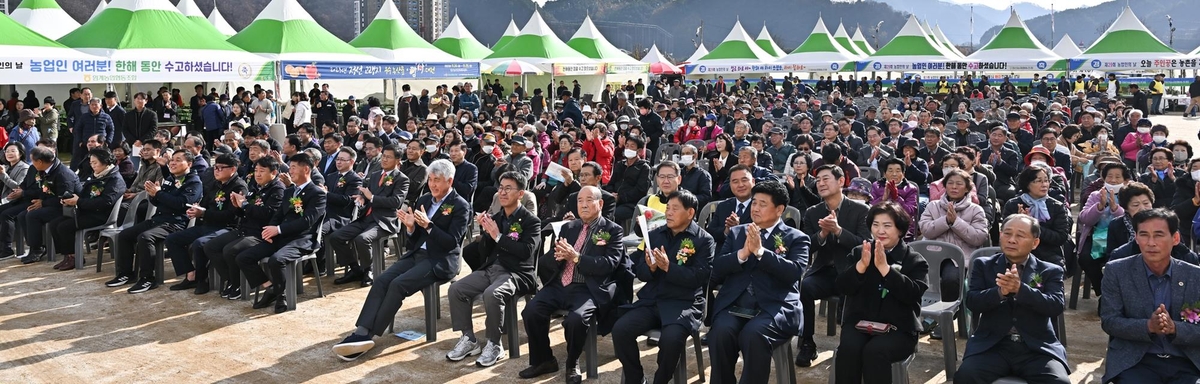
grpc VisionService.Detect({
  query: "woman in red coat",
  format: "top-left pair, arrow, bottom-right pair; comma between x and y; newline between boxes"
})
581,122 -> 614,185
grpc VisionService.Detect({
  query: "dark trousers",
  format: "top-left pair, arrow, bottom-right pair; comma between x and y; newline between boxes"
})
116,220 -> 183,279
205,231 -> 262,287
318,218 -> 351,270
116,197 -> 149,225
1112,354 -> 1200,384
708,310 -> 790,384
164,225 -> 226,279
72,144 -> 87,170
462,241 -> 485,272
51,215 -> 106,256
954,338 -> 1070,384
21,207 -> 59,249
202,129 -> 224,152
523,283 -> 596,367
236,237 -> 310,288
939,260 -> 962,302
354,250 -> 439,336
835,328 -> 918,384
1078,253 -> 1107,295
612,305 -> 690,384
800,267 -> 839,340
614,203 -> 637,227
0,201 -> 29,250
330,220 -> 385,271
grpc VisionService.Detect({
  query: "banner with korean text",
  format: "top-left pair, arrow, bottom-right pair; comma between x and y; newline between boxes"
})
0,57 -> 276,84
279,61 -> 480,80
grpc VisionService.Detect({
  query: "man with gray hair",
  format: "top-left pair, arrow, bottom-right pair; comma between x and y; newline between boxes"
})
72,97 -> 114,170
6,146 -> 80,262
333,159 -> 471,361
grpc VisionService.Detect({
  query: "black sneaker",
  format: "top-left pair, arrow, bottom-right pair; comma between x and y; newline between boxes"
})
0,248 -> 15,261
169,279 -> 198,291
105,275 -> 133,287
518,359 -> 560,379
795,338 -> 817,367
19,252 -> 44,264
226,288 -> 242,300
219,283 -> 233,298
332,333 -> 375,361
127,277 -> 157,294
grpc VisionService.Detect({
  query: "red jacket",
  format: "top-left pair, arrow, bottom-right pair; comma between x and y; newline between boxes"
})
582,137 -> 614,184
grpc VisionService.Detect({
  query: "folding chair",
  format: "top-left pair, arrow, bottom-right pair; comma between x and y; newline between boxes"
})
97,192 -> 156,274
252,218 -> 326,311
70,201 -> 123,271
910,240 -> 968,377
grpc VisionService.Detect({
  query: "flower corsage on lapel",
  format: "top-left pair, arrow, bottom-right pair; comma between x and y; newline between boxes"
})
592,231 -> 611,246
441,204 -> 454,216
507,222 -> 522,241
676,238 -> 696,265
289,197 -> 304,215
1182,302 -> 1200,324
1028,272 -> 1043,290
252,192 -> 263,206
173,178 -> 183,188
214,191 -> 227,210
89,185 -> 102,197
337,176 -> 346,188
772,233 -> 786,254
382,174 -> 394,187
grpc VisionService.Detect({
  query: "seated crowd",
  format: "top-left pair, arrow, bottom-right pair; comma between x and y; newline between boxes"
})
8,77 -> 1200,384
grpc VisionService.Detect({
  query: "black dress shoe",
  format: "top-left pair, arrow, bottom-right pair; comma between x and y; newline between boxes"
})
360,275 -> 373,287
518,359 -> 559,379
169,279 -> 198,291
20,252 -> 44,264
795,338 -> 817,367
193,282 -> 210,295
334,270 -> 364,285
274,296 -> 289,314
253,287 -> 280,309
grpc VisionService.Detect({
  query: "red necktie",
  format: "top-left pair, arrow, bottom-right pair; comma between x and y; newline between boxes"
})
562,223 -> 589,286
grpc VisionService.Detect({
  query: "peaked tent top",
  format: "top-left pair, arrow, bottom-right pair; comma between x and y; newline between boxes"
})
851,26 -> 875,55
833,22 -> 866,58
683,43 -> 709,63
60,0 -> 253,53
1052,34 -> 1083,58
208,6 -> 237,36
176,0 -> 224,37
483,10 -> 592,66
90,0 -> 108,21
694,20 -> 776,63
494,18 -> 520,50
776,16 -> 859,68
228,0 -> 375,61
433,14 -> 493,60
641,43 -> 674,65
869,15 -> 955,60
350,0 -> 463,62
566,15 -> 639,63
971,11 -> 1059,57
755,25 -> 785,57
933,25 -> 965,58
11,0 -> 80,40
1084,6 -> 1178,55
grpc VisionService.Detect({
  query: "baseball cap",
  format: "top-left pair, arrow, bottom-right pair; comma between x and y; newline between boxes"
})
1006,112 -> 1021,121
508,135 -> 528,146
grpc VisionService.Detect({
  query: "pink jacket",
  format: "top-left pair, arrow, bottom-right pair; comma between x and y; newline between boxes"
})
919,197 -> 990,259
929,178 -> 981,205
1076,189 -> 1123,255
1120,131 -> 1150,161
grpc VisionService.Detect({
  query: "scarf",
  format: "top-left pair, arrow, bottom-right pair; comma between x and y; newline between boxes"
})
1123,214 -> 1137,245
941,191 -> 973,212
94,165 -> 116,179
1019,193 -> 1051,222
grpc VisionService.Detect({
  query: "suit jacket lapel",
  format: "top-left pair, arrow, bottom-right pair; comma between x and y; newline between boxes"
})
1172,259 -> 1189,317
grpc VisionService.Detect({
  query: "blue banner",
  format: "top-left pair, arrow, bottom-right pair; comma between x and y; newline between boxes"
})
279,61 -> 479,80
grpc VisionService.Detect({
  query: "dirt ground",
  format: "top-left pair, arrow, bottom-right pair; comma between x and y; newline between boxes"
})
3,114 -> 1196,384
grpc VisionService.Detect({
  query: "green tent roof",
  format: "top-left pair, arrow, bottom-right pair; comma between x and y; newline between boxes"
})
11,0 -> 79,40
350,0 -> 463,61
755,25 -> 784,57
566,15 -> 638,63
696,20 -> 776,62
59,0 -> 244,52
1084,7 -> 1177,55
483,10 -> 591,65
493,19 -> 519,50
228,0 -> 373,61
870,15 -> 954,59
433,15 -> 493,60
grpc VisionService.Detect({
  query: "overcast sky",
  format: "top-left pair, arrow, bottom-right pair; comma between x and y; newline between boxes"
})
944,0 -> 1111,10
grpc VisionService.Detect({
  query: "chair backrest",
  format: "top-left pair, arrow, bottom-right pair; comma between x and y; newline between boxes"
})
970,247 -> 1002,263
102,194 -> 123,227
860,166 -> 881,182
697,201 -> 719,228
658,143 -> 682,164
122,192 -> 151,226
782,206 -> 803,228
908,240 -> 966,299
685,140 -> 707,153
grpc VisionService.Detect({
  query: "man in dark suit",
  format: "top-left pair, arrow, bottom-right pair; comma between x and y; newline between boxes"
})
320,147 -> 363,275
518,186 -> 625,383
354,137 -> 383,177
796,164 -> 870,367
613,190 -> 715,384
332,159 -> 470,361
855,126 -> 896,169
317,133 -> 342,176
236,153 -> 326,313
331,144 -> 409,286
709,181 -> 810,383
705,165 -> 756,253
980,125 -> 1024,202
9,147 -> 81,262
164,154 -> 248,293
107,150 -> 201,293
555,162 -> 615,222
1101,209 -> 1200,383
205,157 -> 286,300
956,215 -> 1070,383
448,141 -> 477,201
445,172 -> 541,367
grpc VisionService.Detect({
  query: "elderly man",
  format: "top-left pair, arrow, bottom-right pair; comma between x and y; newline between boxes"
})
717,146 -> 780,199
445,171 -> 541,367
956,215 -> 1070,383
8,147 -> 81,262
331,145 -> 409,286
73,98 -> 114,170
518,185 -> 625,383
1101,209 -> 1200,383
333,159 -> 470,360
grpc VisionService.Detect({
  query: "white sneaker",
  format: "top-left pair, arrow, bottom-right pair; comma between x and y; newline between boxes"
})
474,340 -> 506,367
446,335 -> 482,361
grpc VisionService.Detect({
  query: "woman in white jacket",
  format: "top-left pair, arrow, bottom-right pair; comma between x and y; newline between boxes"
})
919,168 -> 990,258
289,92 -> 312,133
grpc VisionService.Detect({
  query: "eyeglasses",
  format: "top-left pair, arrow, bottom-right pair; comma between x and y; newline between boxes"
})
498,186 -> 521,194
335,158 -> 353,162
214,165 -> 233,171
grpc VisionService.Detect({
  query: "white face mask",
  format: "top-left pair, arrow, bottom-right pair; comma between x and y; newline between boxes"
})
1153,135 -> 1167,143
679,155 -> 695,166
1030,160 -> 1048,168
1096,134 -> 1107,142
425,144 -> 437,153
1104,183 -> 1123,193
942,167 -> 956,176
586,119 -> 596,125
1192,170 -> 1200,181
354,141 -> 363,150
624,149 -> 638,159
460,117 -> 469,124
619,124 -> 629,130
1138,127 -> 1151,134
482,145 -> 493,154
